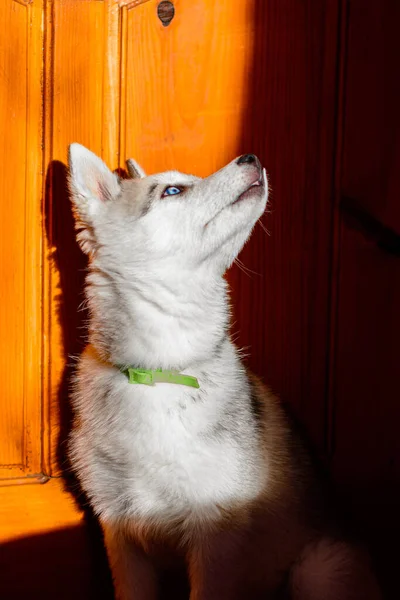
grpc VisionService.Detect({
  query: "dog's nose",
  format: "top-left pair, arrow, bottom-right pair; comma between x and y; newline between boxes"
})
236,154 -> 258,166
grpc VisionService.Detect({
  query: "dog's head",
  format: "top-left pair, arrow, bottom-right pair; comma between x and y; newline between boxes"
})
68,144 -> 268,276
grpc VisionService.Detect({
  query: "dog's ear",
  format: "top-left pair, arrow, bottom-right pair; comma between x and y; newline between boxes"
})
126,158 -> 146,179
68,143 -> 120,254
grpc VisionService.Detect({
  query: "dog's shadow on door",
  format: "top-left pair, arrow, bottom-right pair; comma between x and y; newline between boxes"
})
44,160 -> 89,495
44,160 -> 114,598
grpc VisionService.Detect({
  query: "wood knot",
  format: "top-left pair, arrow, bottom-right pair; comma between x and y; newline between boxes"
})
157,1 -> 175,27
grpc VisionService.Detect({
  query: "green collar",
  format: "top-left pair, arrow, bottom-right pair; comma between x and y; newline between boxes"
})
121,367 -> 200,389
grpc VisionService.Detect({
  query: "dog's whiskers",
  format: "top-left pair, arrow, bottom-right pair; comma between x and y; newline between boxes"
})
258,218 -> 270,236
234,258 -> 260,278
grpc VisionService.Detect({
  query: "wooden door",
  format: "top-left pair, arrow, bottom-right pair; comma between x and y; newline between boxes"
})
3,0 -> 395,597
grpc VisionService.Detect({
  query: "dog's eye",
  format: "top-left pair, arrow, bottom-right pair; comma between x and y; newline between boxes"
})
161,186 -> 184,197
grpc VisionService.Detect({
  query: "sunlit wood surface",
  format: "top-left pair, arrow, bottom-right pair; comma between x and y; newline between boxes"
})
0,0 -> 43,479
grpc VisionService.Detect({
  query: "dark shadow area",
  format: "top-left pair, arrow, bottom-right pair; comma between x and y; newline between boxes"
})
334,482 -> 400,600
0,525 -> 113,600
231,1 -> 399,597
44,160 -> 88,493
0,524 -> 189,600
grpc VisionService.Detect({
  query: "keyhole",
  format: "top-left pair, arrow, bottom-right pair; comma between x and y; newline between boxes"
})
157,1 -> 175,27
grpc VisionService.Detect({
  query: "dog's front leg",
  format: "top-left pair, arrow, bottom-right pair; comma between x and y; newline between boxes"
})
102,523 -> 158,600
188,529 -> 245,600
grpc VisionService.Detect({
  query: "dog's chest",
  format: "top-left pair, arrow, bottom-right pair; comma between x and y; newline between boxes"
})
89,382 -> 262,521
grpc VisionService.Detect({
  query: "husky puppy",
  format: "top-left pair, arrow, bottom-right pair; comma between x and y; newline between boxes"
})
67,144 -> 382,600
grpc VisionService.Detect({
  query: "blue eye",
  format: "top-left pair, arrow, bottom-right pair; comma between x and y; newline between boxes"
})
162,186 -> 183,197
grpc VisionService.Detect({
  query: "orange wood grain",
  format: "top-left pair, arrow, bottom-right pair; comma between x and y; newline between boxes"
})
0,478 -> 83,543
0,0 -> 43,478
122,0 -> 255,175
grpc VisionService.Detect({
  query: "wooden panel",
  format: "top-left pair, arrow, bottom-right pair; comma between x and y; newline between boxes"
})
0,0 -> 43,478
122,0 -> 255,175
44,0 -> 121,474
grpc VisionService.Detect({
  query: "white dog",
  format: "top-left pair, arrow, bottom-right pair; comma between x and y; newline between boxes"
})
67,144 -> 382,600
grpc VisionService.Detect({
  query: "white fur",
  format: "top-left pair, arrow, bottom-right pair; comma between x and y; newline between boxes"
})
70,343 -> 266,525
67,145 -> 382,600
68,146 -> 269,529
